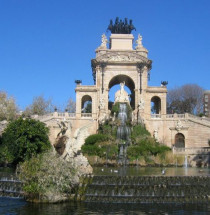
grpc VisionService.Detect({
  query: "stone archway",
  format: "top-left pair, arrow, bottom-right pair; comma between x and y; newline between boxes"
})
108,74 -> 135,109
81,95 -> 92,113
175,133 -> 185,148
151,96 -> 161,114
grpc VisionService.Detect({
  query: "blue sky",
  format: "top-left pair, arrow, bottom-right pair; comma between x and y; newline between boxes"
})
0,0 -> 210,110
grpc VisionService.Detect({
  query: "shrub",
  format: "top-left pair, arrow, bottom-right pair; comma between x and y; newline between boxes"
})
111,102 -> 120,116
19,150 -> 79,202
81,144 -> 101,156
0,145 -> 14,164
85,134 -> 109,145
127,145 -> 143,160
96,142 -> 118,159
131,125 -> 150,142
127,139 -> 170,160
98,123 -> 117,139
81,141 -> 118,160
0,117 -> 51,165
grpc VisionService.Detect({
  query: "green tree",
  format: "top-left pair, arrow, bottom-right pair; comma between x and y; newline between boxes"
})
0,91 -> 18,121
0,117 -> 51,165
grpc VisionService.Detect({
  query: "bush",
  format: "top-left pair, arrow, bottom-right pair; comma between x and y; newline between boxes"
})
111,102 -> 120,116
19,150 -> 79,202
131,125 -> 150,142
127,138 -> 170,161
81,141 -> 118,160
0,145 -> 14,164
98,123 -> 117,139
96,142 -> 118,159
81,144 -> 101,156
85,134 -> 109,145
0,117 -> 51,165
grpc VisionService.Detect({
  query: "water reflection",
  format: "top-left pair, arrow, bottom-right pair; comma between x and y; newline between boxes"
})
0,198 -> 209,215
93,166 -> 210,177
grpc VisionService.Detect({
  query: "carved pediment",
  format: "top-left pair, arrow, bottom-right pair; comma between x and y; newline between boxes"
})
95,52 -> 150,64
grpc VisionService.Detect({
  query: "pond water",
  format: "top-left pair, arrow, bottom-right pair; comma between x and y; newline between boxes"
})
1,167 -> 210,215
93,166 -> 210,176
0,197 -> 209,215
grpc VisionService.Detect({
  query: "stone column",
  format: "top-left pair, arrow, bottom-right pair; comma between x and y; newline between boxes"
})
96,66 -> 100,86
100,63 -> 106,94
75,92 -> 81,118
161,95 -> 167,115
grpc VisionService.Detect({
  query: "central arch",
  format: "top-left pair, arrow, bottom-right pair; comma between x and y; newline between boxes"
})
108,74 -> 135,109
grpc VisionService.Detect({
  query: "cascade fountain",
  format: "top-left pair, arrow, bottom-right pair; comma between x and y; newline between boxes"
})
0,175 -> 23,198
114,82 -> 131,165
83,175 -> 210,203
184,155 -> 188,168
117,103 -> 131,165
117,103 -> 131,141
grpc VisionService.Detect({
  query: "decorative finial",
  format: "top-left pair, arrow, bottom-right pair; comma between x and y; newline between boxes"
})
75,80 -> 82,85
161,81 -> 168,86
136,34 -> 143,49
100,34 -> 108,49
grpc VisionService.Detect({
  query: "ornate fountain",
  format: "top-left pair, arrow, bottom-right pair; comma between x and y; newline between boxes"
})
114,82 -> 131,164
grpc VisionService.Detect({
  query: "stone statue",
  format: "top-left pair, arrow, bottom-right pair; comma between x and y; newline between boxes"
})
99,97 -> 105,109
62,122 -> 93,175
138,98 -> 145,110
132,111 -> 135,122
120,81 -> 125,93
176,120 -> 183,132
153,129 -> 158,141
129,19 -> 136,32
100,34 -> 108,49
57,121 -> 68,138
107,17 -> 136,34
136,34 -> 143,49
99,113 -> 106,125
115,82 -> 130,104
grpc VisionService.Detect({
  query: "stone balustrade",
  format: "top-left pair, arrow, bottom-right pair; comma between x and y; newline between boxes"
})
150,113 -> 210,124
150,114 -> 161,118
81,113 -> 92,117
173,147 -> 210,155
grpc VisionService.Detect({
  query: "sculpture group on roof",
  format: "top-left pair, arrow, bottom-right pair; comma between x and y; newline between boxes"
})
107,17 -> 136,34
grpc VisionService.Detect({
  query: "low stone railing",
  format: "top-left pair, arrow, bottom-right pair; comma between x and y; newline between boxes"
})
173,147 -> 210,155
57,113 -> 76,118
150,114 -> 161,118
81,113 -> 92,117
165,114 -> 185,118
150,113 -> 210,124
150,113 -> 186,119
54,112 -> 93,118
38,112 -> 96,123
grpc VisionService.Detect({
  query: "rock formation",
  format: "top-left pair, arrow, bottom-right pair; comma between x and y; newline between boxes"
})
55,120 -> 93,176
